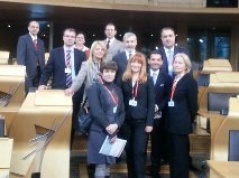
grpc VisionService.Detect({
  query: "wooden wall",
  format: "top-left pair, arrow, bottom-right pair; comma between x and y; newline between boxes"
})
1,0 -> 239,14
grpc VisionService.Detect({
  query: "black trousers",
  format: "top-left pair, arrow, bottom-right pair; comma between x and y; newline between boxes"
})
150,119 -> 168,175
70,85 -> 84,148
121,119 -> 148,178
169,133 -> 189,178
25,66 -> 41,94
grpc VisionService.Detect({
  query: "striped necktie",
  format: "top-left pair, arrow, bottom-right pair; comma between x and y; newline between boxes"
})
66,50 -> 72,88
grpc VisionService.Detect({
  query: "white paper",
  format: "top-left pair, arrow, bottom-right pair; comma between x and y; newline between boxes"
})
99,136 -> 127,158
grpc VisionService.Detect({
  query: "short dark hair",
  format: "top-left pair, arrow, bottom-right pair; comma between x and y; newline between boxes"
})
160,27 -> 175,37
63,28 -> 76,36
150,50 -> 161,57
100,60 -> 118,73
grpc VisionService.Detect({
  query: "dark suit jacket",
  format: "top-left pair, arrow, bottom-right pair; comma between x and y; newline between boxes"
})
157,46 -> 189,75
121,76 -> 155,126
17,34 -> 45,78
154,72 -> 172,112
39,47 -> 86,89
88,82 -> 125,132
165,73 -> 198,134
112,51 -> 128,85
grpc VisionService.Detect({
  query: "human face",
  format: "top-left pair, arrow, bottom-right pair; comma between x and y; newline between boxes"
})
105,25 -> 117,39
173,56 -> 187,75
101,69 -> 116,83
28,21 -> 39,36
148,54 -> 163,71
161,29 -> 176,49
63,30 -> 76,47
92,44 -> 105,60
75,34 -> 85,46
124,36 -> 137,52
130,61 -> 142,74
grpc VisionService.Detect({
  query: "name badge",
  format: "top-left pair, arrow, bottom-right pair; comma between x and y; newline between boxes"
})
113,106 -> 118,113
65,68 -> 71,74
168,100 -> 175,107
129,99 -> 137,107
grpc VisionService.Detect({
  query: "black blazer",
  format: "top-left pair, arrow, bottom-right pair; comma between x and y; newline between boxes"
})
154,72 -> 172,111
17,34 -> 45,78
165,73 -> 198,134
39,47 -> 86,89
121,76 -> 155,126
157,46 -> 189,75
88,82 -> 125,132
113,51 -> 128,85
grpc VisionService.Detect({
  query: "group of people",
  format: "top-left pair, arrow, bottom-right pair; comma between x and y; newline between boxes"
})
16,21 -> 198,178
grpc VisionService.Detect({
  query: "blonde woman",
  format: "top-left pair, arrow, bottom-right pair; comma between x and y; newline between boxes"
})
65,40 -> 107,98
121,52 -> 155,178
165,53 -> 198,178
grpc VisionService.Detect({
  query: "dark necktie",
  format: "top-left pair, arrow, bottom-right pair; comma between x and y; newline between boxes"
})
106,39 -> 110,49
66,50 -> 72,88
128,52 -> 132,60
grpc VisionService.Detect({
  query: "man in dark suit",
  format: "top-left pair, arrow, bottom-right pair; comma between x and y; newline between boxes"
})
148,51 -> 172,178
113,32 -> 137,85
38,28 -> 86,151
17,21 -> 45,94
103,23 -> 124,60
158,27 -> 189,76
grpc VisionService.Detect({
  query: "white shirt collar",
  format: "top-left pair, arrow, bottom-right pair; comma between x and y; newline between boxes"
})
64,45 -> 74,52
150,69 -> 159,76
29,33 -> 37,40
164,46 -> 174,53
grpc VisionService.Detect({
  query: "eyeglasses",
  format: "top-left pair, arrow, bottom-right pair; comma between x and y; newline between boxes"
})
76,36 -> 84,39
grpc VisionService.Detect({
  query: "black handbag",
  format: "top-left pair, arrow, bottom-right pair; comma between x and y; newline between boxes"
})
75,98 -> 93,134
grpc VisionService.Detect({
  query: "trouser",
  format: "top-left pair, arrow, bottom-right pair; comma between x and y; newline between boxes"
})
150,119 -> 167,175
25,66 -> 41,94
169,133 -> 189,178
121,119 -> 148,178
70,85 -> 84,149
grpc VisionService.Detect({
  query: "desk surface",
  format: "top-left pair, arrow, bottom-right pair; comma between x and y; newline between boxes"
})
207,160 -> 239,178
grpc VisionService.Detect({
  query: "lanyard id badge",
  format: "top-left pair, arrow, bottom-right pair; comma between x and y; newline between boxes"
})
168,100 -> 175,107
129,99 -> 137,107
129,81 -> 139,107
65,67 -> 71,74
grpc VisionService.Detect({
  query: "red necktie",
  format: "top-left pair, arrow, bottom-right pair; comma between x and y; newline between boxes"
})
33,39 -> 38,50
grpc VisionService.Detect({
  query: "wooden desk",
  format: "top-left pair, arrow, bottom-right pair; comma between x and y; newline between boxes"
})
207,160 -> 239,178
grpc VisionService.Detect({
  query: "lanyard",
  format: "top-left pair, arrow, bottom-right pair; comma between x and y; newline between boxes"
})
170,74 -> 184,100
132,81 -> 139,100
99,77 -> 118,105
170,82 -> 177,100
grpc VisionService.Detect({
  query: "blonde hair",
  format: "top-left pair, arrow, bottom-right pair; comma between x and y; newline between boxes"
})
122,52 -> 147,83
174,53 -> 192,73
88,41 -> 107,63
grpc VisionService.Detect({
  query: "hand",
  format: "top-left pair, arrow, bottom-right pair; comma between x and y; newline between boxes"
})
109,135 -> 117,143
145,126 -> 153,133
64,88 -> 74,96
106,124 -> 118,135
38,85 -> 47,91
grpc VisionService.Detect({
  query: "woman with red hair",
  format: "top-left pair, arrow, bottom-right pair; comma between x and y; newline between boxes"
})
121,52 -> 155,178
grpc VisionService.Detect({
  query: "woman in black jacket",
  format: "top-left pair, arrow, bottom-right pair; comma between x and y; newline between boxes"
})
165,53 -> 198,178
87,60 -> 125,178
121,52 -> 155,178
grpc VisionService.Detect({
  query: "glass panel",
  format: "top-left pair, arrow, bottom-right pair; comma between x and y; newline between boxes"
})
214,36 -> 230,59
